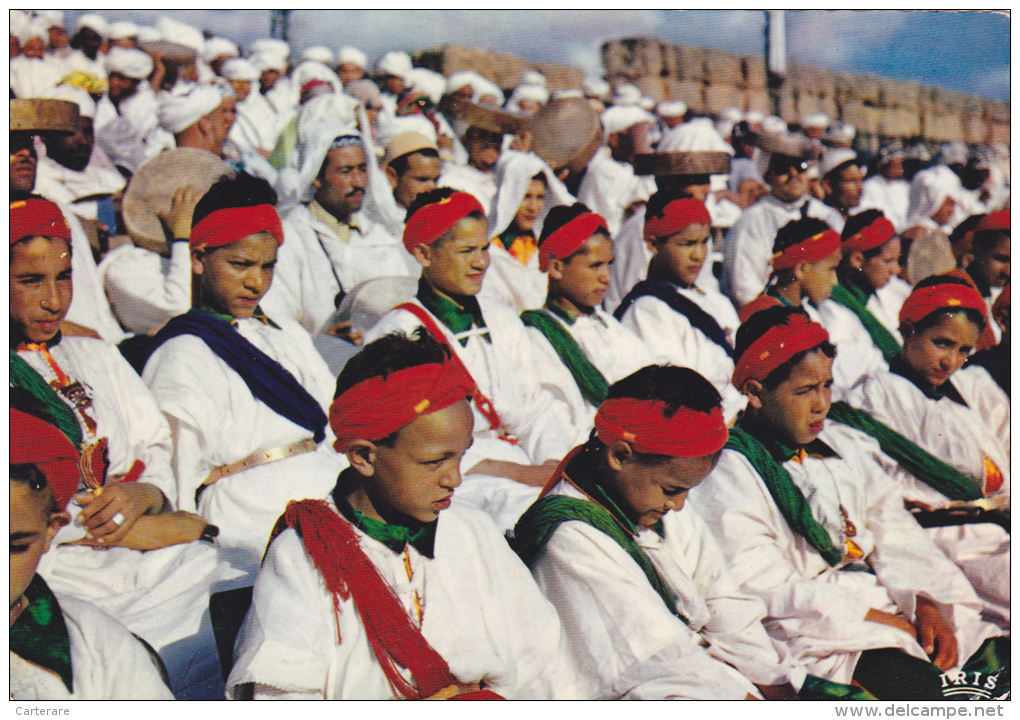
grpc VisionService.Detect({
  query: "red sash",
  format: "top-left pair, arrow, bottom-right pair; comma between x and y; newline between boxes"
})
269,500 -> 504,700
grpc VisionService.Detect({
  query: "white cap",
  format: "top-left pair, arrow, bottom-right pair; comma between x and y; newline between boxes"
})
157,84 -> 224,133
16,19 -> 47,44
406,67 -> 446,105
47,84 -> 96,119
601,104 -> 655,138
375,50 -> 412,80
639,96 -> 655,111
105,46 -> 154,79
522,70 -> 546,87
472,76 -> 504,107
762,115 -> 788,134
657,117 -> 734,154
611,83 -> 642,106
656,100 -> 687,118
551,88 -> 584,101
203,37 -> 239,63
802,112 -> 829,129
251,51 -> 288,73
718,107 -> 743,124
819,147 -> 858,178
446,70 -> 481,94
301,45 -> 335,66
582,76 -> 610,100
220,58 -> 258,82
35,10 -> 64,28
336,45 -> 367,69
107,21 -> 139,40
823,121 -> 856,146
249,38 -> 290,58
155,17 -> 205,54
76,13 -> 108,37
507,83 -> 549,107
135,26 -> 163,44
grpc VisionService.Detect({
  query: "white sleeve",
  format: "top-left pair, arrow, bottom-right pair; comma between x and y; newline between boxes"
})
722,209 -> 772,308
100,243 -> 192,335
618,295 -> 694,366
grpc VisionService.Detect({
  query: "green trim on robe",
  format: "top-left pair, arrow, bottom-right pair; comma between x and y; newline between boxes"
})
520,308 -> 609,407
830,281 -> 901,361
9,350 -> 84,449
268,115 -> 298,171
10,575 -> 74,694
194,307 -> 280,329
416,278 -> 489,346
333,482 -> 437,558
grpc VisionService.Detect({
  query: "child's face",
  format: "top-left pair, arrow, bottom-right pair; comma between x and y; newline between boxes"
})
365,400 -> 474,524
649,222 -> 711,289
608,450 -> 717,529
858,237 -> 901,292
752,349 -> 834,447
970,236 -> 1010,289
799,250 -> 841,304
513,179 -> 546,234
192,232 -> 278,319
419,217 -> 490,298
9,480 -> 62,611
9,236 -> 72,343
901,312 -> 981,388
551,234 -> 613,311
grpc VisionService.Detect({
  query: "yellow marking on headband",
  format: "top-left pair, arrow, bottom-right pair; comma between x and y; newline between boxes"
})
947,298 -> 962,306
414,399 -> 431,414
759,350 -> 771,361
622,431 -> 637,443
11,200 -> 27,210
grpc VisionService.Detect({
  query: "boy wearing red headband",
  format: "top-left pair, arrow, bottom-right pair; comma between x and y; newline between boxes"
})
614,191 -> 745,422
141,173 -> 342,566
365,187 -> 586,531
228,331 -> 578,700
689,306 -> 1006,700
847,275 -> 1010,624
965,209 -> 1009,343
521,202 -> 655,435
10,408 -> 174,700
962,283 -> 1009,397
513,365 -> 806,700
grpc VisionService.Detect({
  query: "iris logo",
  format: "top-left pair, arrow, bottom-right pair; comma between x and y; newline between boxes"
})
940,670 -> 1007,700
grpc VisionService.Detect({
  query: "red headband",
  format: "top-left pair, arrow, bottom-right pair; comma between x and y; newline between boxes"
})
403,192 -> 484,254
899,282 -> 988,327
643,198 -> 711,242
538,212 -> 608,272
841,216 -> 895,255
772,229 -> 841,271
594,398 -> 728,458
10,408 -> 80,512
329,362 -> 475,452
976,209 -> 1009,233
732,314 -> 830,391
10,199 -> 71,244
189,204 -> 284,250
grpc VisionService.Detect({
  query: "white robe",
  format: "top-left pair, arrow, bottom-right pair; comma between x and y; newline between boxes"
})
260,203 -> 416,335
99,242 -> 192,336
530,480 -> 803,700
480,240 -> 547,314
228,91 -> 282,154
577,147 -> 656,239
722,193 -> 845,308
9,55 -> 63,99
438,160 -> 497,217
860,175 -> 910,233
142,315 -> 345,566
688,423 -> 1000,684
228,501 -> 581,699
617,284 -> 746,423
10,592 -> 175,700
34,143 -> 126,222
94,87 -> 176,174
366,298 -> 589,530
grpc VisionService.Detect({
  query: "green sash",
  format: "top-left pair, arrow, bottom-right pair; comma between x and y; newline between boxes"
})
10,575 -> 74,693
9,350 -> 84,449
520,308 -> 609,407
827,401 -> 983,502
726,427 -> 844,566
417,278 -> 488,346
830,282 -> 901,361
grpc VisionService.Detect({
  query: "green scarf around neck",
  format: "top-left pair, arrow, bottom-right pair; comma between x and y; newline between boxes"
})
10,350 -> 84,449
10,575 -> 74,693
830,281 -> 901,362
520,308 -> 609,407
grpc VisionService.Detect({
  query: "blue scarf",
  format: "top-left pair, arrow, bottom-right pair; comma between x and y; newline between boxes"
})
140,310 -> 327,442
614,279 -> 734,358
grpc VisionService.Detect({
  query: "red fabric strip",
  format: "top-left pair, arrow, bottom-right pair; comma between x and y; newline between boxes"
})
732,314 -> 830,391
402,192 -> 484,254
594,398 -> 729,458
772,229 -> 841,270
841,216 -> 895,255
189,204 -> 284,250
643,198 -> 711,242
538,212 -> 607,272
10,408 -> 80,511
10,198 -> 70,244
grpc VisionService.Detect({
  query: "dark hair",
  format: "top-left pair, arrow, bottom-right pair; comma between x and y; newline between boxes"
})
949,214 -> 985,248
905,275 -> 987,335
644,187 -> 688,226
389,146 -> 440,177
192,171 -> 277,227
836,211 -> 892,279
773,217 -> 833,255
539,202 -> 606,245
404,186 -> 484,228
972,227 -> 1010,255
529,171 -> 548,187
10,463 -> 59,516
735,306 -> 836,389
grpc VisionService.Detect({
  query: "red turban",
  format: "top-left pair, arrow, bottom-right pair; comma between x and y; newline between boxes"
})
594,397 -> 728,458
899,281 -> 988,327
403,192 -> 484,254
538,211 -> 608,272
841,215 -> 896,255
10,408 -> 80,512
329,362 -> 475,452
976,209 -> 1009,233
643,198 -> 711,242
189,204 -> 284,250
10,199 -> 71,244
772,228 -> 841,271
732,314 -> 830,391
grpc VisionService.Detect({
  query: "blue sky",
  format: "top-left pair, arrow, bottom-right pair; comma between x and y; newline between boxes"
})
63,10 -> 1009,102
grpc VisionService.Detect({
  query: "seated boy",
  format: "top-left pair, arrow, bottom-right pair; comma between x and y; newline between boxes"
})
365,188 -> 587,530
613,192 -> 744,422
512,365 -> 806,700
10,408 -> 174,700
521,202 -> 655,435
688,306 -> 1007,700
227,331 -> 579,699
965,209 -> 1009,343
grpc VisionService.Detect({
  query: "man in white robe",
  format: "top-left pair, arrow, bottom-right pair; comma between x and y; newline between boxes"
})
860,142 -> 911,232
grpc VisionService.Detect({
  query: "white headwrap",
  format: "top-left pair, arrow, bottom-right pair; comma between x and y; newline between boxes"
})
251,52 -> 288,74
818,147 -> 858,179
907,166 -> 961,229
35,10 -> 64,28
76,13 -> 108,37
656,100 -> 687,118
290,60 -> 343,96
488,150 -> 575,239
157,84 -> 224,133
406,67 -> 447,105
106,21 -> 139,40
155,17 -> 204,53
375,51 -> 412,80
220,58 -> 258,82
582,76 -> 610,101
375,114 -> 439,150
802,112 -> 829,129
203,37 -> 239,63
656,117 -> 734,154
46,84 -> 96,119
105,46 -> 153,79
639,96 -> 655,111
10,10 -> 31,41
600,104 -> 655,140
761,115 -> 788,135
522,70 -> 546,87
504,84 -> 549,112
135,26 -> 162,44
940,142 -> 968,166
249,38 -> 290,58
611,83 -> 642,107
472,76 -> 504,106
745,110 -> 764,126
16,19 -> 47,44
551,89 -> 583,101
301,45 -> 334,67
336,45 -> 367,69
822,121 -> 856,146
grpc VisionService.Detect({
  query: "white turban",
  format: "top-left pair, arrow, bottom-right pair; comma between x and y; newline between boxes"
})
473,76 -> 504,106
522,70 -> 546,87
220,58 -> 258,82
157,84 -> 224,133
203,37 -> 239,63
446,70 -> 482,95
336,45 -> 367,69
107,21 -> 139,40
941,142 -> 968,166
488,150 -> 574,239
155,17 -> 204,54
611,83 -> 642,107
406,67 -> 446,105
761,115 -> 788,135
823,121 -> 856,146
16,19 -> 47,44
10,10 -> 31,40
802,113 -> 829,129
291,60 -> 343,96
907,167 -> 960,229
601,104 -> 655,139
46,84 -> 96,119
745,110 -> 764,126
375,114 -> 438,150
582,76 -> 610,101
657,117 -> 734,154
375,51 -> 412,80
819,148 -> 858,179
249,38 -> 290,58
301,45 -> 334,66
135,26 -> 162,44
656,100 -> 687,118
552,89 -> 584,101
504,84 -> 549,112
105,46 -> 154,79
251,52 -> 288,74
35,10 -> 64,29
76,13 -> 108,37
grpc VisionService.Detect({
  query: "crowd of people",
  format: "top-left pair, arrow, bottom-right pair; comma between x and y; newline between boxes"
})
9,10 -> 1011,702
